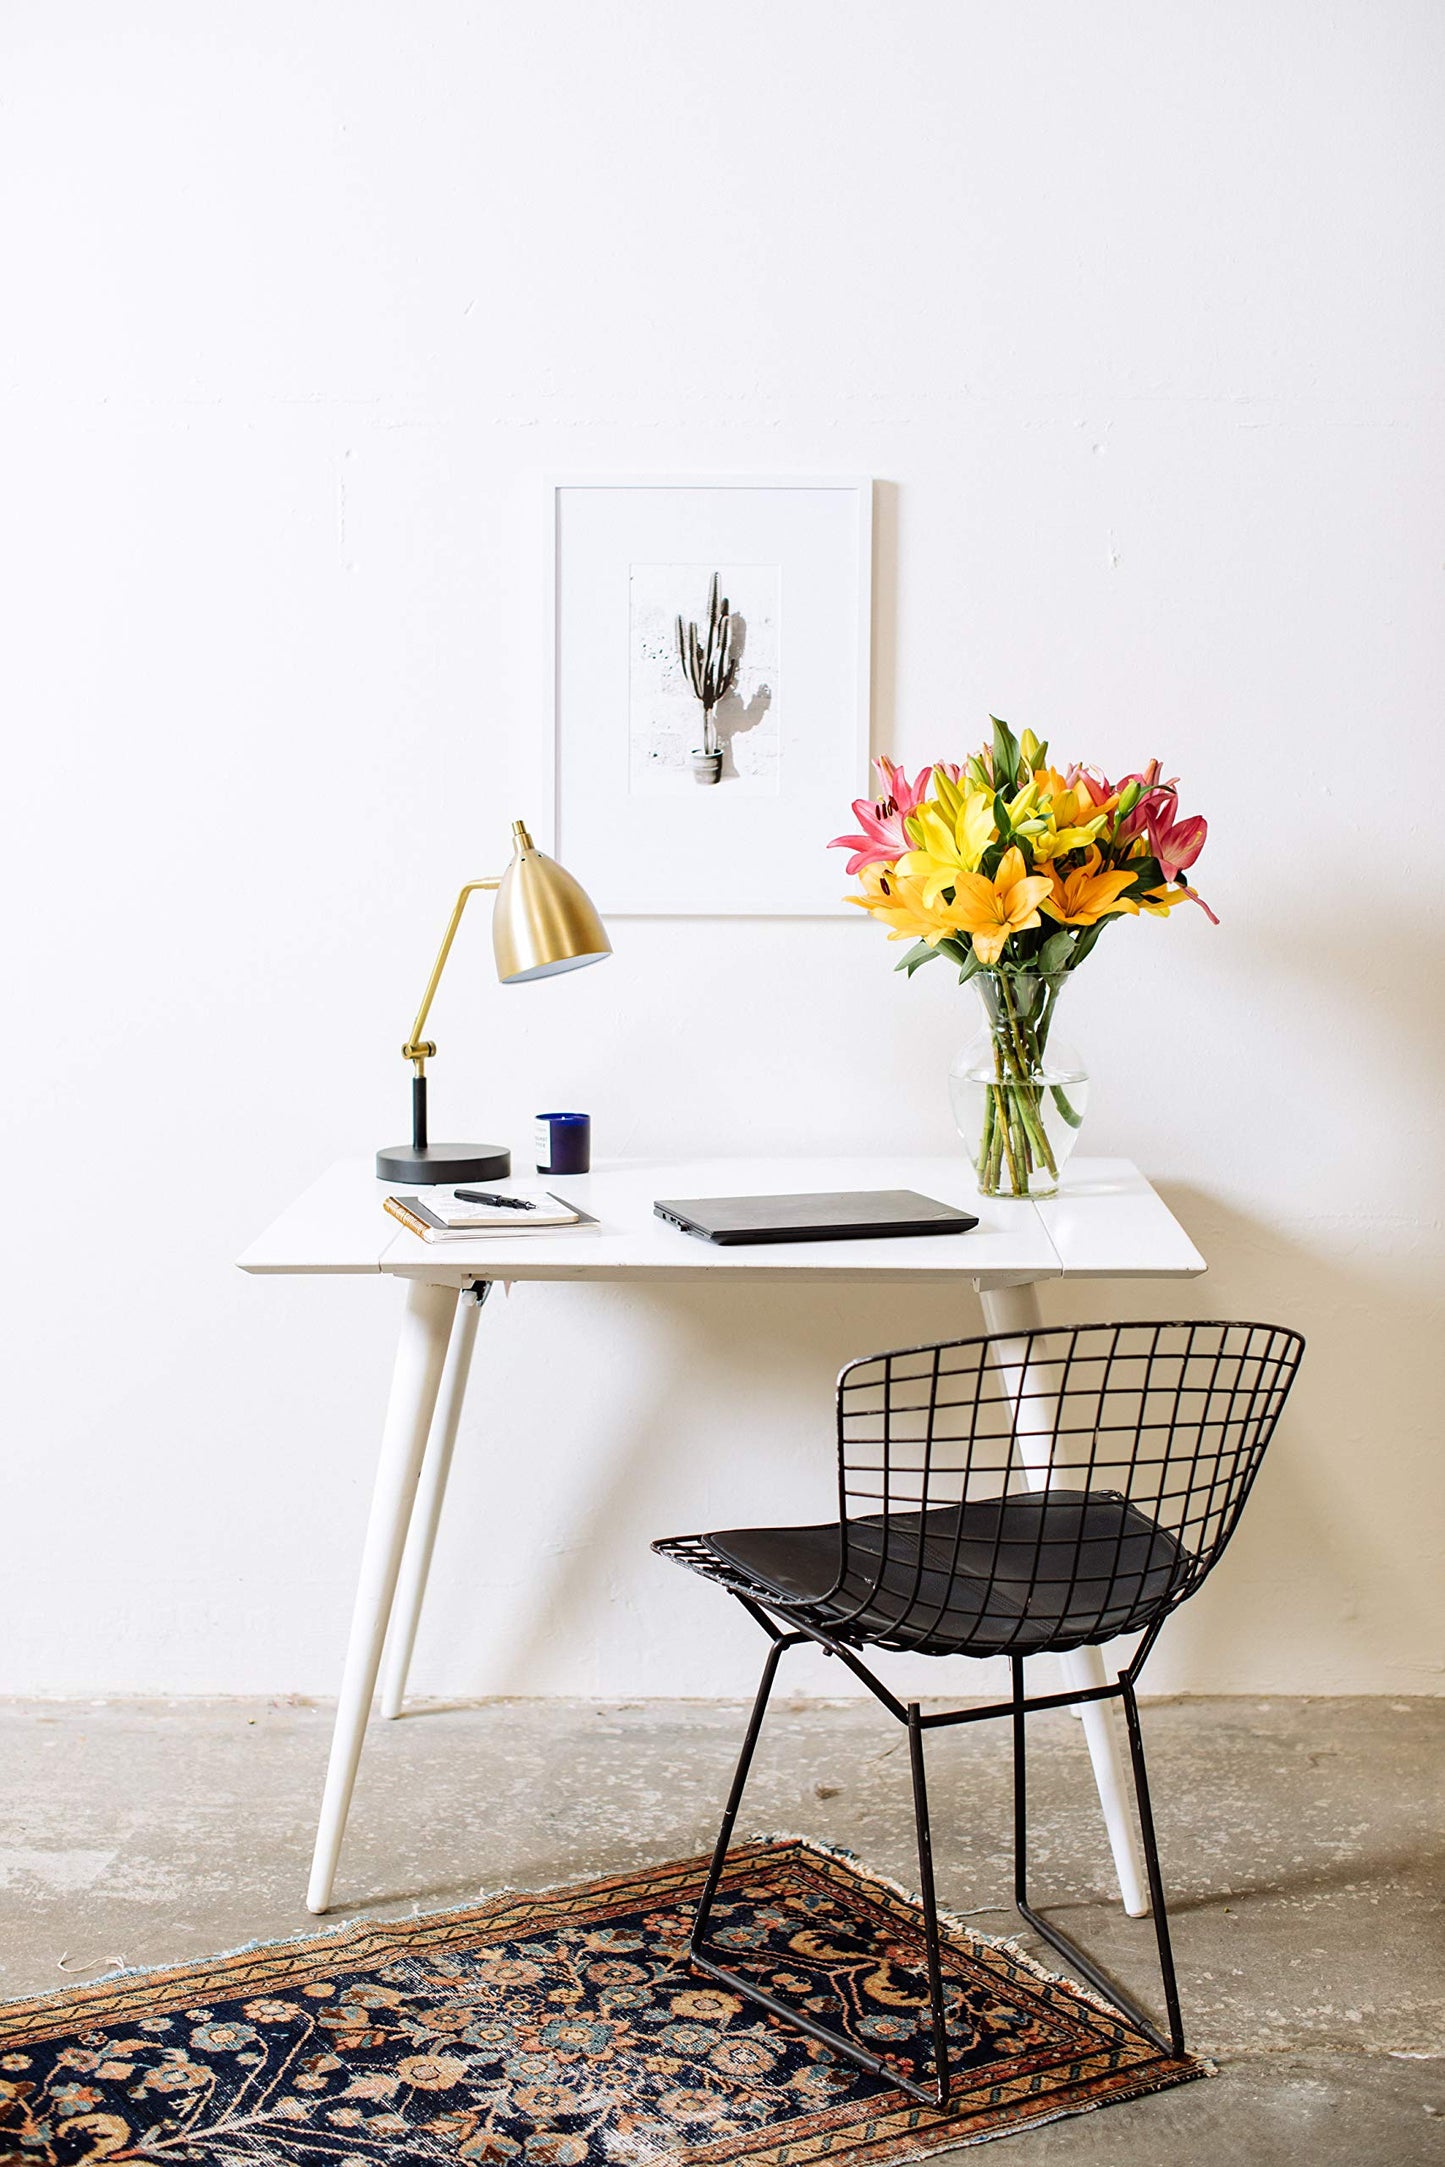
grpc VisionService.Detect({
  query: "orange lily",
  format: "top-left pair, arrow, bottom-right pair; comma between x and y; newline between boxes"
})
1041,847 -> 1140,927
949,845 -> 1053,965
846,861 -> 968,944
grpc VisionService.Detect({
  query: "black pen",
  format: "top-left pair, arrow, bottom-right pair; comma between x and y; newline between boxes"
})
455,1189 -> 538,1211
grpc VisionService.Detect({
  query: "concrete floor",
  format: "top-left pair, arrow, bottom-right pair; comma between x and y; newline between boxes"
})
1,1695 -> 1440,2163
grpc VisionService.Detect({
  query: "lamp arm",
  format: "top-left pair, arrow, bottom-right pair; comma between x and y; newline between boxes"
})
401,876 -> 501,1072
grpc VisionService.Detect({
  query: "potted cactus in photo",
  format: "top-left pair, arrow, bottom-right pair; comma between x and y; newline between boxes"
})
676,572 -> 739,784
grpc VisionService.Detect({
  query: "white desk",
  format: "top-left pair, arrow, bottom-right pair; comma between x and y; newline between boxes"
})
239,1155 -> 1204,1915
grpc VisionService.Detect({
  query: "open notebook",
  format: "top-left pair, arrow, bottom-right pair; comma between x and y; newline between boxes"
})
384,1185 -> 584,1243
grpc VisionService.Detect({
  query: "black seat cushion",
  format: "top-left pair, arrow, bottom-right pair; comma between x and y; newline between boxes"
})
702,1487 -> 1189,1655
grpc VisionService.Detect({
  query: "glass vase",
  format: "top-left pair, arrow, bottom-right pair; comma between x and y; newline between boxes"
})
949,970 -> 1089,1200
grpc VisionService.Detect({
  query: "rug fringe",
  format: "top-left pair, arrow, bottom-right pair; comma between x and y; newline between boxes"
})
5,1915 -> 367,2015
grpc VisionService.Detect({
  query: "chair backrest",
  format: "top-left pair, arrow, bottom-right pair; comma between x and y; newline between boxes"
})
830,1319 -> 1305,1655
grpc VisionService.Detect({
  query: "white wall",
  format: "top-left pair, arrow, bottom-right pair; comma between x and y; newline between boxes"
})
3,1 -> 1441,1700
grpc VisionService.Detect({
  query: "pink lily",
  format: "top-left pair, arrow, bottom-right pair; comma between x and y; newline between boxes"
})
1147,801 -> 1207,878
1064,761 -> 1117,797
1063,762 -> 1131,818
1143,800 -> 1218,922
878,756 -> 943,814
1112,759 -> 1174,842
828,758 -> 951,874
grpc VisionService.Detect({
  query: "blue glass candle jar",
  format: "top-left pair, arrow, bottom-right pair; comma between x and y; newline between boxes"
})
534,1111 -> 591,1175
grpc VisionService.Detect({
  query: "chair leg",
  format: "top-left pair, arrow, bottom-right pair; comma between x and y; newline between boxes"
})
1010,1652 -> 1186,2059
1011,1654 -> 1029,1909
688,1631 -> 949,2108
690,1631 -> 791,1952
907,1702 -> 952,2108
1120,1678 -> 1185,2057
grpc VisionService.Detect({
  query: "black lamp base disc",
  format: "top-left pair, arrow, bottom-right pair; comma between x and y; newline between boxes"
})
375,1142 -> 512,1185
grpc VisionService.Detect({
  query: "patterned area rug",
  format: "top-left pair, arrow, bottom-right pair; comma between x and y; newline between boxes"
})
0,1838 -> 1203,2164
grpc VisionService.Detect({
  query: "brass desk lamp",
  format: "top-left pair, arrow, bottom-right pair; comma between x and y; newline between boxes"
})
376,819 -> 611,1185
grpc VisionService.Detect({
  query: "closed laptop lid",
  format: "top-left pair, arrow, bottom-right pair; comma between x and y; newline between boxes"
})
653,1189 -> 978,1245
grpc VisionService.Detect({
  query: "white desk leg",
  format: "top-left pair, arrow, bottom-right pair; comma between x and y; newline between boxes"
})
379,1285 -> 485,1720
306,1276 -> 459,1914
977,1280 -> 1150,1919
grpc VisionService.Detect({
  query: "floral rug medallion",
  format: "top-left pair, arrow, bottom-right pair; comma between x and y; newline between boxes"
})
0,1838 -> 1203,2164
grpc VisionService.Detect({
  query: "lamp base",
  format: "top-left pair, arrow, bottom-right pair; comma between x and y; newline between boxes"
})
375,1142 -> 512,1185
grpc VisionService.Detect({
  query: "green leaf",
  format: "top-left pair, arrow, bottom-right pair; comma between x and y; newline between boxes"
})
990,714 -> 1020,790
894,939 -> 942,977
956,949 -> 983,984
1120,853 -> 1164,897
1036,929 -> 1075,973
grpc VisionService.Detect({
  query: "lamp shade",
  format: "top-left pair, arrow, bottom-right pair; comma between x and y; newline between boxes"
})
492,823 -> 611,984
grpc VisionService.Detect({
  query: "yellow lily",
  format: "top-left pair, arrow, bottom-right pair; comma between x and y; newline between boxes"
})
1133,881 -> 1192,917
1041,847 -> 1140,926
929,765 -> 965,824
1025,770 -> 1112,861
948,845 -> 1053,966
1032,765 -> 1115,812
1029,817 -> 1110,863
899,789 -> 998,905
1005,777 -> 1041,825
846,862 -> 967,945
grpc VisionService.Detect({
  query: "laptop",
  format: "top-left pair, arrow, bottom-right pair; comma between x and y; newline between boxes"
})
653,1189 -> 980,1247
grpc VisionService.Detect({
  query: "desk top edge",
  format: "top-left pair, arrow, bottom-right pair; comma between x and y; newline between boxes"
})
236,1155 -> 1205,1283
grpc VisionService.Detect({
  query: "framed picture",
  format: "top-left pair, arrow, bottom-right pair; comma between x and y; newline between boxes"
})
549,476 -> 872,914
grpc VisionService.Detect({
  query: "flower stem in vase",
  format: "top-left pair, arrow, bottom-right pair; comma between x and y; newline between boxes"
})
1000,974 -> 1060,1181
1051,1083 -> 1085,1129
990,1038 -> 1028,1195
953,968 -> 1088,1201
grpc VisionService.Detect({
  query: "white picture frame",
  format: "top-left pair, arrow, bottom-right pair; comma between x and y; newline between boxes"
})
549,475 -> 872,915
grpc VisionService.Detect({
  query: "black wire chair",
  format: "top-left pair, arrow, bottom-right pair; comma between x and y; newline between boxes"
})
654,1318 -> 1304,2107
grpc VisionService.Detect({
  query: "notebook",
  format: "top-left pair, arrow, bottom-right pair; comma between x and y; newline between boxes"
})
384,1186 -> 583,1242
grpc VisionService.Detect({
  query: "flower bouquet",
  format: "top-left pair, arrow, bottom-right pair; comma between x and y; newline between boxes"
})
832,717 -> 1214,1199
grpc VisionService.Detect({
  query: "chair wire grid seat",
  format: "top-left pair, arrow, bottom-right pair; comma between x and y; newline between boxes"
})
654,1484 -> 1189,1659
653,1318 -> 1305,2107
658,1318 -> 1300,1662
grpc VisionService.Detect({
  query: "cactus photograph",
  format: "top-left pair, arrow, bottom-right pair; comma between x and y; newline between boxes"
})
553,477 -> 870,912
627,562 -> 779,794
